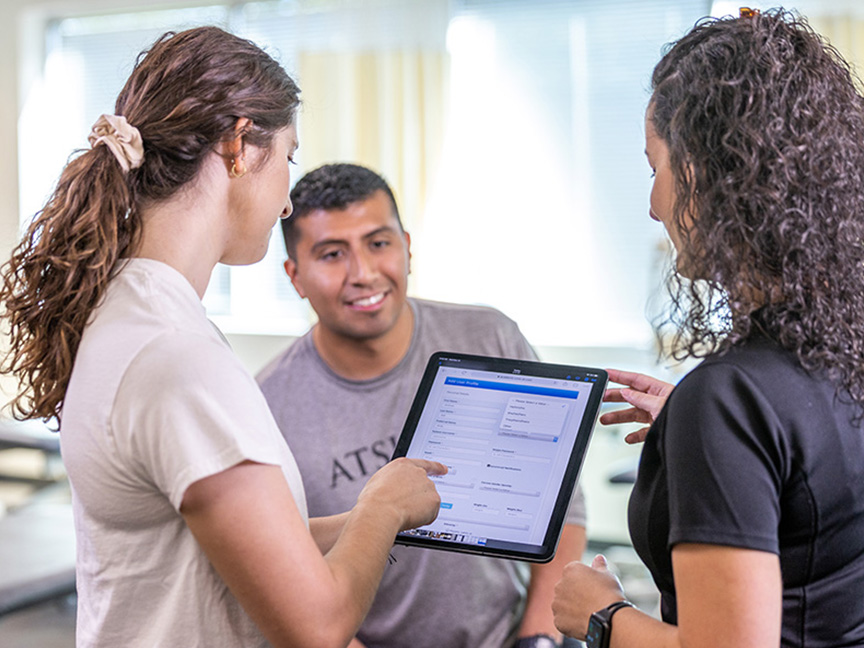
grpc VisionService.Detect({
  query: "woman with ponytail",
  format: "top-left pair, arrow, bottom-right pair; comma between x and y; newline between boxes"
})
0,27 -> 444,648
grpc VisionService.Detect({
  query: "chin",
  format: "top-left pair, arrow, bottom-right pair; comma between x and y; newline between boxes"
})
339,320 -> 397,341
222,245 -> 270,267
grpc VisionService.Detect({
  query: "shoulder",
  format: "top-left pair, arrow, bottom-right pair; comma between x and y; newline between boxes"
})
672,339 -> 803,410
662,340 -> 805,458
670,344 -> 779,416
256,331 -> 316,387
413,297 -> 514,321
412,298 -> 522,334
115,328 -> 280,455
124,329 -> 248,397
410,298 -> 535,359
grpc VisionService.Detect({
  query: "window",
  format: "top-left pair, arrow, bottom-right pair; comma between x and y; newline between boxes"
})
417,0 -> 706,346
18,0 -> 708,346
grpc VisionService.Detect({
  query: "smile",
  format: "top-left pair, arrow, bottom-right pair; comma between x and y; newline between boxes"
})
349,292 -> 386,308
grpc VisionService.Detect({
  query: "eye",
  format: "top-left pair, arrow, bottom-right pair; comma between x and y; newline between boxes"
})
370,239 -> 390,249
319,249 -> 343,261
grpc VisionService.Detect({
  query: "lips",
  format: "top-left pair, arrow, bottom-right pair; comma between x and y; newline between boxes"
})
347,291 -> 386,309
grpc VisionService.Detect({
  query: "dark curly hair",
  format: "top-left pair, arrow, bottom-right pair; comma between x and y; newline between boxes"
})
0,27 -> 300,421
650,8 -> 864,406
281,162 -> 402,259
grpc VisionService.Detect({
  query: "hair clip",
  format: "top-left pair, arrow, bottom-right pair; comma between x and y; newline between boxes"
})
739,7 -> 760,19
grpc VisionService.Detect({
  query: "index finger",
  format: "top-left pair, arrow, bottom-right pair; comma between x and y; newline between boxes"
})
603,387 -> 629,403
605,368 -> 652,389
606,368 -> 672,395
405,458 -> 449,476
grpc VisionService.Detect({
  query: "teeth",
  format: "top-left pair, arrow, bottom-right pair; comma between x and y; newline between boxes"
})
353,293 -> 385,307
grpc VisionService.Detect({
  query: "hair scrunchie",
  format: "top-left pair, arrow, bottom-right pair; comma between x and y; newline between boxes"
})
88,114 -> 144,173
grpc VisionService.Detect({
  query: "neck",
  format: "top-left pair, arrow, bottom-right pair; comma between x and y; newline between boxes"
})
133,158 -> 227,298
312,303 -> 414,381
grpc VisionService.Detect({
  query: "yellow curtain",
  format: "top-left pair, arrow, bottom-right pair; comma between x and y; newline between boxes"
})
809,14 -> 864,88
297,49 -> 448,235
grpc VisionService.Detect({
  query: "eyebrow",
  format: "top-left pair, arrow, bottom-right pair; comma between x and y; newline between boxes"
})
362,225 -> 399,240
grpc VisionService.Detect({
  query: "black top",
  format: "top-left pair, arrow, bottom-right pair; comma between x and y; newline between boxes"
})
629,335 -> 864,647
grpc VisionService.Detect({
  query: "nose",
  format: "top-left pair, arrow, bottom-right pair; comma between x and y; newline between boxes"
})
347,248 -> 377,284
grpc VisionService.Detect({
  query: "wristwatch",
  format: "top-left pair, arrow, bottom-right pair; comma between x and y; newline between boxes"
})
516,634 -> 560,648
585,600 -> 634,648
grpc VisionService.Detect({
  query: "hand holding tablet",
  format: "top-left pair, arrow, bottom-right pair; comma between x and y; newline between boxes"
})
391,352 -> 607,562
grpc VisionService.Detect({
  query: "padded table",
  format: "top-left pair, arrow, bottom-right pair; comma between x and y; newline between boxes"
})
0,503 -> 76,616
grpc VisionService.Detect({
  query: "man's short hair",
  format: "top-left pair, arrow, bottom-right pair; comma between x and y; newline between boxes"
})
282,163 -> 402,259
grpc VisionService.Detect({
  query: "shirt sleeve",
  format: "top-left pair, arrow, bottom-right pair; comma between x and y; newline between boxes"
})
663,362 -> 787,554
112,330 -> 289,510
497,315 -> 540,362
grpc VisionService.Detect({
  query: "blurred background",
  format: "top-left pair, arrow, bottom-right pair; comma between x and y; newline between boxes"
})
1,0 -> 862,644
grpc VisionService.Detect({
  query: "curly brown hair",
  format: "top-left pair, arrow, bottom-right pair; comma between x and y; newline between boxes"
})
650,9 -> 864,405
0,27 -> 300,421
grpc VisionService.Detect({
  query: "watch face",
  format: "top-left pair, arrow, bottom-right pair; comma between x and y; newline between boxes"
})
585,614 -> 609,648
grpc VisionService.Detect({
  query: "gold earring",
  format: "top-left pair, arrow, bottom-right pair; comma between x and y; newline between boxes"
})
230,160 -> 246,178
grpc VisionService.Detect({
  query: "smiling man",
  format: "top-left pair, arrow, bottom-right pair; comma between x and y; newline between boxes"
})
257,163 -> 587,648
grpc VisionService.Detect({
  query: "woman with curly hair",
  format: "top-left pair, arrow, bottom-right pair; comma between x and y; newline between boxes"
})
553,8 -> 864,648
0,26 -> 444,647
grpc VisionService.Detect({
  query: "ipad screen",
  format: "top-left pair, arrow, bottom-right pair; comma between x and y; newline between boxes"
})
391,352 -> 606,562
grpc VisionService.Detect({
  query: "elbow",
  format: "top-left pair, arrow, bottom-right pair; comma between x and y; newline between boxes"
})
265,612 -> 357,648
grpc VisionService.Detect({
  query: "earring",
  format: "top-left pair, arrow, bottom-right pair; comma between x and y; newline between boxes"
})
230,160 -> 247,178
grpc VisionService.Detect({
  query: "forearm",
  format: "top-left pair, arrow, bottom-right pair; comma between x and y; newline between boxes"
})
309,512 -> 351,554
553,545 -> 781,648
608,606 -> 679,648
321,500 -> 405,632
520,524 -> 587,638
182,461 -> 440,648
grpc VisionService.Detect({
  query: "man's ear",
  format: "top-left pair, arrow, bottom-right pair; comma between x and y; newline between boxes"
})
403,230 -> 412,274
283,258 -> 306,299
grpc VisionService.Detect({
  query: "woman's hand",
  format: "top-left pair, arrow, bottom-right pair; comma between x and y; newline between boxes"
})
356,457 -> 447,531
601,368 -> 674,444
552,555 -> 627,640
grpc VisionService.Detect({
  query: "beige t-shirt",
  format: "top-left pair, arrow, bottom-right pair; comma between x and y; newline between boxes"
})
61,258 -> 307,647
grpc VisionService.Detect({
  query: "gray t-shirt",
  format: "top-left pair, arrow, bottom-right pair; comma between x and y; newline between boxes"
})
258,298 -> 586,648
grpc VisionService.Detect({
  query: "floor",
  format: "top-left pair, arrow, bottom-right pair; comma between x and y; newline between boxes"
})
0,447 -> 660,647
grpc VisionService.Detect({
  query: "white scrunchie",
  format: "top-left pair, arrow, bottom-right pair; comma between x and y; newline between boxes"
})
88,114 -> 144,173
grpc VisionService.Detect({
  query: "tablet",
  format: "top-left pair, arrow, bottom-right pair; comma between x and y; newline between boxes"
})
391,352 -> 607,563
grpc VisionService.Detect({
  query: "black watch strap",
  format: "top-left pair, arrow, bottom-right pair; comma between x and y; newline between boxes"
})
603,600 -> 633,619
586,600 -> 634,648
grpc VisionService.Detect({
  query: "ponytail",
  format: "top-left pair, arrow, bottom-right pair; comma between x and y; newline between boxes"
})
1,142 -> 141,421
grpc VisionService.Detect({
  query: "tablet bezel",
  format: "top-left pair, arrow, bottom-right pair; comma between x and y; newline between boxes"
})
391,351 -> 607,563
